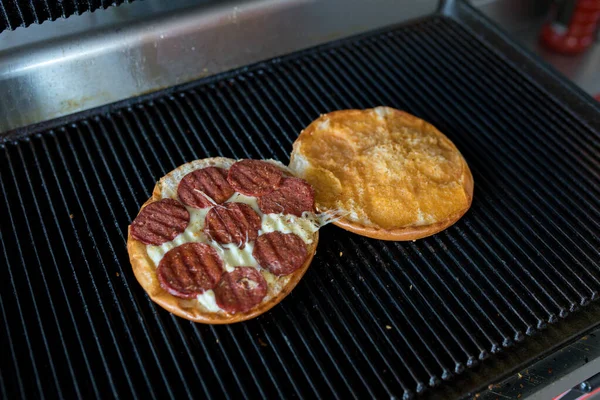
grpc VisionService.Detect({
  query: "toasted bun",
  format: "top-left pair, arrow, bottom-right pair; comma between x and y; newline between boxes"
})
127,157 -> 318,324
289,107 -> 473,241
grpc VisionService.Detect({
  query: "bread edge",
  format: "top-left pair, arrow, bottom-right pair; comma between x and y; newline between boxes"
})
289,107 -> 474,241
126,157 -> 319,324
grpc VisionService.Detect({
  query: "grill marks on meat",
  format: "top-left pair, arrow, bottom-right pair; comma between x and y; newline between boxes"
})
253,232 -> 308,276
204,202 -> 261,247
131,199 -> 190,245
138,161 -> 317,315
227,160 -> 283,196
258,177 -> 315,217
214,267 -> 268,313
157,243 -> 224,299
178,167 -> 235,208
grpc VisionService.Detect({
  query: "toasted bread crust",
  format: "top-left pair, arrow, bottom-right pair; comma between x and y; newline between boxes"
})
127,157 -> 318,324
290,107 -> 474,241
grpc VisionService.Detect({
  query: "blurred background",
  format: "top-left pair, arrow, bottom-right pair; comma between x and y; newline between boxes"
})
473,0 -> 600,99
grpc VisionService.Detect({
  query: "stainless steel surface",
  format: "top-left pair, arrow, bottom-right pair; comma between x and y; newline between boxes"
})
472,0 -> 600,97
476,328 -> 600,400
513,22 -> 600,97
0,0 -> 438,134
470,0 -> 552,32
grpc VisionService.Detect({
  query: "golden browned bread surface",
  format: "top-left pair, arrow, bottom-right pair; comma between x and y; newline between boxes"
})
289,107 -> 473,241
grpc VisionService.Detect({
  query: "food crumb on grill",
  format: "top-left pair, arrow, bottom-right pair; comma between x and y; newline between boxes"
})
385,325 -> 392,330
116,272 -> 120,277
258,338 -> 268,347
339,252 -> 343,256
518,373 -> 523,379
69,214 -> 74,219
409,285 -> 413,290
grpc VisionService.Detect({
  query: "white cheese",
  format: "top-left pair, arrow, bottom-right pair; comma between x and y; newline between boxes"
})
145,165 -> 321,314
374,106 -> 392,119
197,290 -> 220,312
212,241 -> 258,271
226,192 -> 260,213
260,213 -> 319,244
318,118 -> 330,131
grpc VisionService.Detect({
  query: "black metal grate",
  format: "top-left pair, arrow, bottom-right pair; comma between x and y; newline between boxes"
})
0,0 -> 135,32
1,16 -> 599,399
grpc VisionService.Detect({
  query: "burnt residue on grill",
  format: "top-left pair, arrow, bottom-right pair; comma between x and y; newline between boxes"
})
0,0 -> 135,32
1,16 -> 599,400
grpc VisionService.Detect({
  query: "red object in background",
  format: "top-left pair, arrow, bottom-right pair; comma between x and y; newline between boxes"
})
541,0 -> 600,54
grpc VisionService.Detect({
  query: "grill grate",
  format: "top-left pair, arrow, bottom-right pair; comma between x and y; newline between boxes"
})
0,0 -> 135,32
1,16 -> 600,399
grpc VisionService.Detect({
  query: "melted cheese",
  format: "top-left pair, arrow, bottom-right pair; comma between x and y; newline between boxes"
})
214,242 -> 258,270
226,192 -> 260,213
261,213 -> 319,244
146,180 -> 320,314
296,107 -> 469,229
197,290 -> 220,312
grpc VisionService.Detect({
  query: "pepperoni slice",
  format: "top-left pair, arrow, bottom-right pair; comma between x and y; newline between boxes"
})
157,243 -> 223,299
130,198 -> 190,245
177,167 -> 235,209
253,232 -> 308,276
214,267 -> 268,313
227,159 -> 283,196
204,202 -> 262,247
258,177 -> 315,217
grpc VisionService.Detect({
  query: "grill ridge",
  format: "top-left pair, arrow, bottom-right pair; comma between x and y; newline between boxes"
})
29,136 -> 108,398
443,22 -> 600,141
0,0 -> 133,32
1,16 -> 599,400
313,43 -> 539,347
325,245 -> 426,391
99,113 -> 207,398
415,24 -> 600,244
344,241 -> 447,385
451,224 -> 545,332
307,49 -> 485,379
5,149 -> 72,397
461,217 -> 553,327
14,144 -> 85,397
370,31 -> 588,312
47,127 -> 171,398
53,130 -> 132,397
397,59 -> 598,303
77,122 -> 156,398
1,162 -> 56,399
330,39 -> 516,350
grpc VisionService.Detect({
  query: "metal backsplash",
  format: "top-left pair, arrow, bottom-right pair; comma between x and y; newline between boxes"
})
0,0 -> 438,134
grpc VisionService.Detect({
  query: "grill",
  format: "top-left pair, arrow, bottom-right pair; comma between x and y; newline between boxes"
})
1,12 -> 600,400
0,0 -> 134,32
